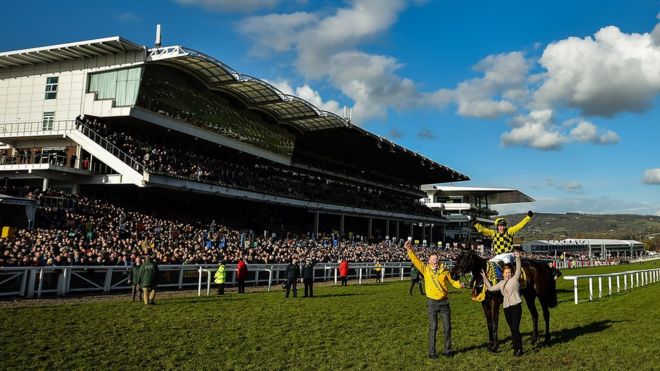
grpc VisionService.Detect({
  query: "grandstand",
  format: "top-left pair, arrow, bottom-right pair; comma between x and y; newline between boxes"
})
420,185 -> 534,243
0,36 -> 468,243
522,239 -> 645,259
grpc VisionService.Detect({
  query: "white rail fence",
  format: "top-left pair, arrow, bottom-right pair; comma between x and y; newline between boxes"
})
563,268 -> 660,304
0,261 -> 441,298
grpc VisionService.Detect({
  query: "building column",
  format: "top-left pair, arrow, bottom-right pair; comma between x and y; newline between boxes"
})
422,224 -> 427,245
71,184 -> 80,195
385,219 -> 390,238
42,178 -> 50,192
395,221 -> 400,239
409,222 -> 414,240
367,217 -> 373,239
429,224 -> 433,245
339,214 -> 345,236
313,211 -> 320,239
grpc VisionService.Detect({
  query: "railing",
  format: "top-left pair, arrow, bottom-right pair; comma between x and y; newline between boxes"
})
0,120 -> 145,174
0,261 -> 454,299
563,268 -> 660,304
75,122 -> 145,173
0,153 -> 70,167
0,120 -> 76,135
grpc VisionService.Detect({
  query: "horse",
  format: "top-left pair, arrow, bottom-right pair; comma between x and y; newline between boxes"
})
450,250 -> 557,351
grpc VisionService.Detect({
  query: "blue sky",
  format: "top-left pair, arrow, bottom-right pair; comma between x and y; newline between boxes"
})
2,0 -> 659,215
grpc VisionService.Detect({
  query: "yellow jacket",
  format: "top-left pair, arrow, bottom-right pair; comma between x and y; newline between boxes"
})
474,215 -> 531,254
407,249 -> 462,301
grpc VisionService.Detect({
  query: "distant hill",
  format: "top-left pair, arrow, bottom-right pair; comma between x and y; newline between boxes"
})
499,213 -> 660,242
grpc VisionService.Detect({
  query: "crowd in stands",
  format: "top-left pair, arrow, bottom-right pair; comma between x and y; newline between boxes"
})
137,65 -> 296,157
78,116 -> 434,217
0,188 -> 448,268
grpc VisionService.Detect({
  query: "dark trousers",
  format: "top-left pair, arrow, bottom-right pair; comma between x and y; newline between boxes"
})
237,279 -> 246,293
504,303 -> 523,351
427,298 -> 452,356
286,279 -> 297,298
216,283 -> 224,295
340,276 -> 348,286
131,284 -> 141,301
304,279 -> 314,297
410,278 -> 424,295
374,271 -> 381,283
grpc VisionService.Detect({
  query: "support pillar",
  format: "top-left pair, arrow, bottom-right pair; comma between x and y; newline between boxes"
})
409,222 -> 414,240
313,211 -> 319,239
395,221 -> 400,239
42,178 -> 50,192
422,224 -> 427,245
429,224 -> 434,245
385,219 -> 390,238
339,214 -> 345,237
367,217 -> 373,239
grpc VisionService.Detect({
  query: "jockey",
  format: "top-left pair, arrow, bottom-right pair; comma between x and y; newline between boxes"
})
472,211 -> 533,278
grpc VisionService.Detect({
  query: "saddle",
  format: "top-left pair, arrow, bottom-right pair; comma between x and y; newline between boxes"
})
471,261 -> 527,302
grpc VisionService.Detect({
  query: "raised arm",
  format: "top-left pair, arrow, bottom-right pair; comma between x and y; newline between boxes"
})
512,252 -> 522,281
473,221 -> 495,238
405,240 -> 424,273
508,211 -> 533,235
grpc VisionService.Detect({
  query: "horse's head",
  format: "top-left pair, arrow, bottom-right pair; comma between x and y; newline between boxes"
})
450,250 -> 473,280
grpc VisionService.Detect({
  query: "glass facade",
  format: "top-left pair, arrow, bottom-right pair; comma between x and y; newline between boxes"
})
88,67 -> 143,107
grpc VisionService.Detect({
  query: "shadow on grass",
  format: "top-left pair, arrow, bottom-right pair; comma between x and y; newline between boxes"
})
548,319 -> 624,346
312,293 -> 364,298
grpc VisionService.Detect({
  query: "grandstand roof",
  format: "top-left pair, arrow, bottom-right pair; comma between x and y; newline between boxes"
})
524,239 -> 643,246
421,185 -> 534,204
0,37 -> 144,68
147,46 -> 469,184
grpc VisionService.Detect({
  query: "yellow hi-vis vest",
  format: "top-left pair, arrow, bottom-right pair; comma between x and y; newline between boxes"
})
214,265 -> 226,284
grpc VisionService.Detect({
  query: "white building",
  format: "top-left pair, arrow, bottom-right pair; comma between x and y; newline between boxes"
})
421,185 -> 534,242
522,239 -> 645,258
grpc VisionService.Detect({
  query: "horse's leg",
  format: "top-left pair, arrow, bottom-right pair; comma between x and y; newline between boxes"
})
540,298 -> 551,346
523,290 -> 539,345
482,301 -> 495,351
491,298 -> 501,352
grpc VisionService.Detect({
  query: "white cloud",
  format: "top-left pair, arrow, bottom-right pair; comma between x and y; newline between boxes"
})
545,178 -> 583,193
116,12 -> 142,23
533,25 -> 660,117
643,168 -> 660,185
237,0 -> 453,124
501,110 -> 567,150
569,120 -> 620,145
269,80 -> 342,116
417,128 -> 435,139
455,52 -> 529,119
174,0 -> 279,13
238,12 -> 316,54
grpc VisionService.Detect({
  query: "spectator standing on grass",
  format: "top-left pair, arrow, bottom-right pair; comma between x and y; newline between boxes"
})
285,258 -> 300,298
405,240 -> 464,359
128,256 -> 142,302
236,257 -> 248,293
374,261 -> 383,283
409,265 -> 424,296
339,258 -> 349,286
481,251 -> 524,357
302,258 -> 316,298
137,255 -> 159,305
214,260 -> 226,295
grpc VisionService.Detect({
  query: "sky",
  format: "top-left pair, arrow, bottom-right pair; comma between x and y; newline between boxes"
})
1,0 -> 659,215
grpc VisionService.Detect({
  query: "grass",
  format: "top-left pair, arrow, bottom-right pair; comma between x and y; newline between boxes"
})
1,262 -> 659,370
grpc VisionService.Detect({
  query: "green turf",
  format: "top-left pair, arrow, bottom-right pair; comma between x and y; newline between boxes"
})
1,262 -> 659,370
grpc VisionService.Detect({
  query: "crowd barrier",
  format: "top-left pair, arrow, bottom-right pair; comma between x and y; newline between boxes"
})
563,268 -> 660,304
0,261 -> 458,299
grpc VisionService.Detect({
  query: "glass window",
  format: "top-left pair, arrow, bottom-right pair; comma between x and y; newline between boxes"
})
88,67 -> 142,107
42,112 -> 55,130
45,77 -> 58,99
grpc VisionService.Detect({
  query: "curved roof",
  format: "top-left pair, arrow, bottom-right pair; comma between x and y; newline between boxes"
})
145,45 -> 469,184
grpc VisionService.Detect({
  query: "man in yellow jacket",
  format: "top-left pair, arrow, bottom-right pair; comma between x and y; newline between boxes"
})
406,240 -> 464,359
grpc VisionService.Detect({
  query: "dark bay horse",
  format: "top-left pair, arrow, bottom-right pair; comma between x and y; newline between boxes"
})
450,250 -> 557,351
